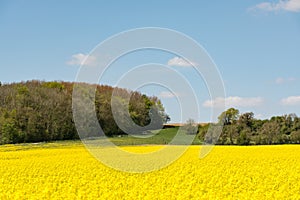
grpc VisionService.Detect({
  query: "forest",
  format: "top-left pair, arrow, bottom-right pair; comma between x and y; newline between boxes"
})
198,108 -> 300,145
1,80 -> 300,145
0,80 -> 168,144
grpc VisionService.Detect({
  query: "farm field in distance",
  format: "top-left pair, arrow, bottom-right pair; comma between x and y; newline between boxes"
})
0,142 -> 299,199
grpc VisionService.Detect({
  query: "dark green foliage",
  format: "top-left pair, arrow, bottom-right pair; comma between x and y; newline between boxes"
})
290,130 -> 300,144
197,123 -> 209,141
198,123 -> 223,144
237,128 -> 251,145
0,80 -> 168,144
259,121 -> 281,144
197,108 -> 300,145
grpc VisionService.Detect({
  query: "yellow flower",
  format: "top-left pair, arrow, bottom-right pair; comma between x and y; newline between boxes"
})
0,144 -> 299,199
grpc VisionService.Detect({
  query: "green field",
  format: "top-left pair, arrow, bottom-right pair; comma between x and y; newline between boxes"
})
86,127 -> 202,146
0,127 -> 201,150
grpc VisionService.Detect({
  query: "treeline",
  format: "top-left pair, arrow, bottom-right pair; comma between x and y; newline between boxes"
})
198,108 -> 300,145
0,80 -> 169,144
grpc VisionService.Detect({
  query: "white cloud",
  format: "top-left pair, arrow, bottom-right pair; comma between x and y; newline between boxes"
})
275,77 -> 285,84
250,0 -> 300,12
288,77 -> 296,81
66,53 -> 97,66
281,96 -> 300,106
275,77 -> 296,84
158,91 -> 178,99
203,96 -> 264,108
167,57 -> 197,67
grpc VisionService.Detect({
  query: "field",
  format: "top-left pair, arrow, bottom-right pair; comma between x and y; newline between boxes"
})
0,142 -> 300,199
92,127 -> 202,146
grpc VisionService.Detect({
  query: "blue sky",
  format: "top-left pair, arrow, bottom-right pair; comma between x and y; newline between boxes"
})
1,0 -> 300,122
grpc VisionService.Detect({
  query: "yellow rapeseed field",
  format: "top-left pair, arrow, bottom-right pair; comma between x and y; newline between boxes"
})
0,143 -> 299,199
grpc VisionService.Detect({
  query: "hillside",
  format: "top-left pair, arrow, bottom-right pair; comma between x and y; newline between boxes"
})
0,80 -> 169,144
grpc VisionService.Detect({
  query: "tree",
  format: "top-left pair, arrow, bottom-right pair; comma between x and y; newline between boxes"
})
218,108 -> 239,125
292,116 -> 300,132
237,127 -> 251,145
0,80 -> 169,144
197,124 -> 209,141
204,124 -> 223,144
0,109 -> 24,144
259,121 -> 281,144
184,119 -> 198,135
251,119 -> 266,133
290,130 -> 300,144
223,124 -> 238,145
280,114 -> 296,135
238,112 -> 254,128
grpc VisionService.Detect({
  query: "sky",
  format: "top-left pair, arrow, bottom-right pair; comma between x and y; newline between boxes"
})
0,0 -> 300,123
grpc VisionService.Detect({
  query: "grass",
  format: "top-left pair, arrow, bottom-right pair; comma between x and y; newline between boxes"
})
85,127 -> 202,146
0,128 -> 202,150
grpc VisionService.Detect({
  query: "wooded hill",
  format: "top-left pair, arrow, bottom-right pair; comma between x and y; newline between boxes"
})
0,80 -> 169,144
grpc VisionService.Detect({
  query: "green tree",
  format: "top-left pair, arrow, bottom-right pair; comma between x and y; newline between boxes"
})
204,124 -> 223,144
259,121 -> 281,144
0,109 -> 24,144
1,120 -> 22,144
218,108 -> 239,125
197,123 -> 209,142
223,124 -> 238,145
0,80 -> 168,144
292,116 -> 300,132
290,130 -> 300,144
237,127 -> 251,145
238,112 -> 254,128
